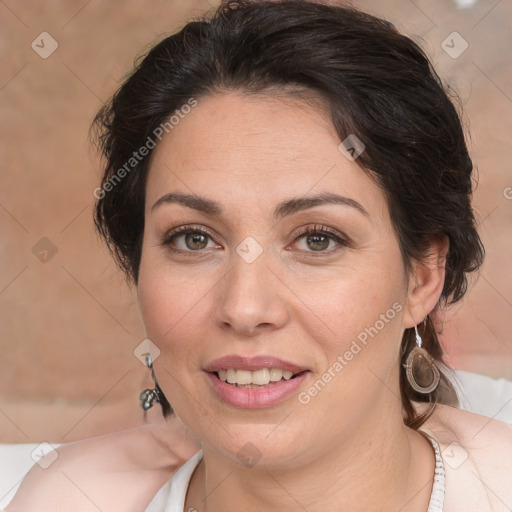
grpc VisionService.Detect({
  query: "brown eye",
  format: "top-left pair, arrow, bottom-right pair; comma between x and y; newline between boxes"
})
305,234 -> 331,251
292,224 -> 348,254
184,232 -> 209,250
161,225 -> 220,253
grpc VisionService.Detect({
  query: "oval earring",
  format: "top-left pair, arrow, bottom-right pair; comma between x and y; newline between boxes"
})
403,325 -> 440,394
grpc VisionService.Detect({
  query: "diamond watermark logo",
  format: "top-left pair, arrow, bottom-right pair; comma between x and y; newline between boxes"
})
31,32 -> 59,59
236,236 -> 263,264
442,441 -> 468,469
441,32 -> 468,59
31,442 -> 58,469
236,442 -> 262,468
32,237 -> 58,263
134,338 -> 161,365
338,134 -> 365,161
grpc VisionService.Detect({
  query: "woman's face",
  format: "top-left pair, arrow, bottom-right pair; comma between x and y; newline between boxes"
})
137,91 -> 416,468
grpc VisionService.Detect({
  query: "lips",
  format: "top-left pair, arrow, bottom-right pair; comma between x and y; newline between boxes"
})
203,355 -> 310,408
204,355 -> 308,374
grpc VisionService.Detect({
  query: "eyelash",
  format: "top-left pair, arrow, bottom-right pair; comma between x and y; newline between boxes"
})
159,223 -> 348,256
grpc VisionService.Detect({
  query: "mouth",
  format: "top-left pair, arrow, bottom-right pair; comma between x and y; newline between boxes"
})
203,355 -> 311,408
203,355 -> 311,409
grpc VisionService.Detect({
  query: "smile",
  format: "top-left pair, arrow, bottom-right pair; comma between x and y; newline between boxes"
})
206,369 -> 310,408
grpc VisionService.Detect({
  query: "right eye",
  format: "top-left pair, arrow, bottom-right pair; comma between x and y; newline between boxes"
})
160,225 -> 222,253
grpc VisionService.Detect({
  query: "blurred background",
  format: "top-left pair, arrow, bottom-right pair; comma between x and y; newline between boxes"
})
0,0 -> 511,444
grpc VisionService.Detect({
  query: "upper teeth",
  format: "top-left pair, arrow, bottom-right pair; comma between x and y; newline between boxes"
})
217,368 -> 295,385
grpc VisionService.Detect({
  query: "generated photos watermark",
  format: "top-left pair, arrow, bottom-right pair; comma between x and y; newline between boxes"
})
298,302 -> 403,405
93,97 -> 198,200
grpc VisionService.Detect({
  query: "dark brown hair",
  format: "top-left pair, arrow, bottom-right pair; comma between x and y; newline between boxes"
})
92,0 -> 484,427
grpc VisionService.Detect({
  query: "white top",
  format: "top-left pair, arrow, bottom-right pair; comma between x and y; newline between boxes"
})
144,436 -> 445,512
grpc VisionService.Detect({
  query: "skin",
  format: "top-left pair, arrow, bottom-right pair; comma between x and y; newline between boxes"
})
137,90 -> 449,512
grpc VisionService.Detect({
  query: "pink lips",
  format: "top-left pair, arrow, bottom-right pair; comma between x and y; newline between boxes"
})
203,355 -> 310,408
204,355 -> 308,374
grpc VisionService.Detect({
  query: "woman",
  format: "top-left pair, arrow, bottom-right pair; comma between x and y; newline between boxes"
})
6,1 -> 512,511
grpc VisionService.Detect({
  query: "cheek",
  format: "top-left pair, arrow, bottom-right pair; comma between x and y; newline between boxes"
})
297,275 -> 406,403
302,268 -> 408,389
293,258 -> 405,336
136,257 -> 214,361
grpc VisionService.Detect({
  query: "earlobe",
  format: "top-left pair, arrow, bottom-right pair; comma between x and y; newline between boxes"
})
402,236 -> 449,328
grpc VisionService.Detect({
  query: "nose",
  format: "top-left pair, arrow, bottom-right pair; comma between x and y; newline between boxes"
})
214,253 -> 290,337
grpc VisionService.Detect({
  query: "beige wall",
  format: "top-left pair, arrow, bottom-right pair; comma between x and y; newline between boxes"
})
1,0 -> 511,443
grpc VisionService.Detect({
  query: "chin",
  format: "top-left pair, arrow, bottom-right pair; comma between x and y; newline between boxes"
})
201,423 -> 313,470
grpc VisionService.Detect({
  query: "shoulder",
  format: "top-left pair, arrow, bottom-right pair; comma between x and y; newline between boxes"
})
419,402 -> 512,511
421,402 -> 512,464
6,418 -> 201,512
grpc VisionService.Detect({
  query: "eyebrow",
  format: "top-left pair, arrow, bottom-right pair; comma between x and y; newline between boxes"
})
151,191 -> 369,219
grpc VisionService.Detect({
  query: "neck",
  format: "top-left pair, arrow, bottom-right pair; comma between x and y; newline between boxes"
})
185,403 -> 435,512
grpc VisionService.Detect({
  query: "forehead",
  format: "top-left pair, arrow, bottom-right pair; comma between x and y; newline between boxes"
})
146,91 -> 386,220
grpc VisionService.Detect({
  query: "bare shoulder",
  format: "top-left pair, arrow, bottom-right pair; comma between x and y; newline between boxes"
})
420,402 -> 512,511
422,402 -> 512,454
6,418 -> 201,512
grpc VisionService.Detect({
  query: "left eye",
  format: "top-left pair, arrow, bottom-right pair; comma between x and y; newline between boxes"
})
293,227 -> 346,252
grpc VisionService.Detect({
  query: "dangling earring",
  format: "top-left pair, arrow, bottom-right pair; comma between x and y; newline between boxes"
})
403,324 -> 440,394
140,387 -> 160,411
140,353 -> 161,412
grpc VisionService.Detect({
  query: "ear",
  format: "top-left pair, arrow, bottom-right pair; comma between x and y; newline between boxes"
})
402,236 -> 449,329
